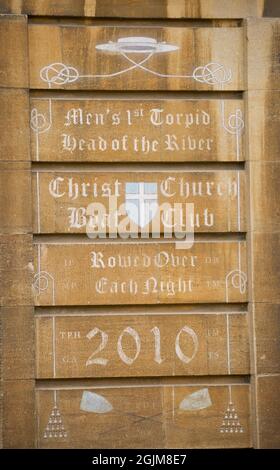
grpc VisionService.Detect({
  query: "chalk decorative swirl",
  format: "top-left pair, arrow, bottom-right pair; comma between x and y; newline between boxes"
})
192,62 -> 232,85
33,271 -> 55,305
40,62 -> 79,86
39,60 -> 232,87
225,270 -> 247,302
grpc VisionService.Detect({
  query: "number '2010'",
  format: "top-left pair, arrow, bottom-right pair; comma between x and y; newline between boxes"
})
85,325 -> 198,367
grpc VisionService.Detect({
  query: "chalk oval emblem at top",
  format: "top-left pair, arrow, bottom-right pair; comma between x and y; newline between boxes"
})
80,391 -> 113,414
95,37 -> 179,54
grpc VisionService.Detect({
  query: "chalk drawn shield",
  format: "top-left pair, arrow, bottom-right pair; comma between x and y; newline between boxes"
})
125,182 -> 158,228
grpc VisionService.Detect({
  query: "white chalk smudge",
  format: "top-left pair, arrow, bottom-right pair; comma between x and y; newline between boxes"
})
179,388 -> 212,411
80,391 -> 113,414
